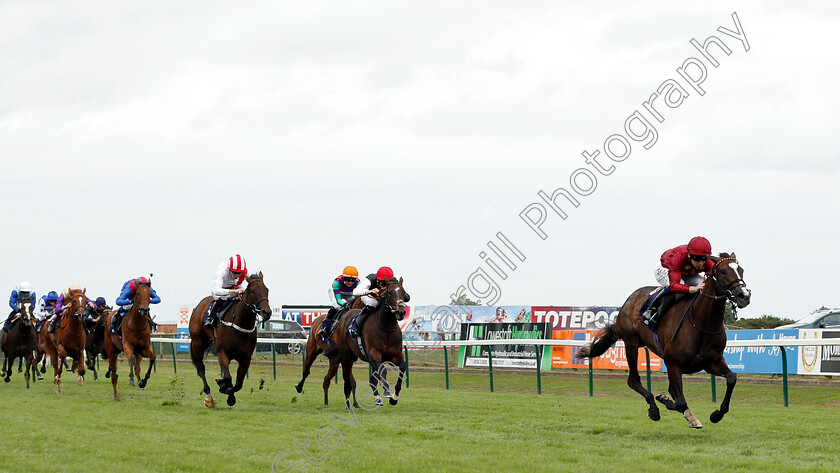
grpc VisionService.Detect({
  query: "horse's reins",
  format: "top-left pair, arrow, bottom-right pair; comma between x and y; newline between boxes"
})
677,257 -> 745,338
376,282 -> 405,333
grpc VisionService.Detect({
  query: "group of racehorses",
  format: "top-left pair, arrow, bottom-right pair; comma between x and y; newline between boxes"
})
0,259 -> 751,428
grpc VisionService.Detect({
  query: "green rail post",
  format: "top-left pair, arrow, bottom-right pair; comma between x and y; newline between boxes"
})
781,346 -> 789,407
369,364 -> 373,380
488,347 -> 494,393
588,356 -> 593,397
644,348 -> 651,393
711,373 -> 717,402
404,347 -> 410,389
535,344 -> 542,395
152,344 -> 156,373
171,342 -> 177,374
272,348 -> 277,380
444,346 -> 450,390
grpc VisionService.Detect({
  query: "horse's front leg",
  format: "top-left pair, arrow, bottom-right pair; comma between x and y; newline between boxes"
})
658,365 -> 701,428
138,346 -> 155,390
706,356 -> 737,424
124,344 -> 136,387
54,344 -> 66,394
226,356 -> 250,407
133,353 -> 143,387
388,357 -> 407,406
625,344 -> 660,421
1,352 -> 10,382
215,350 -> 234,395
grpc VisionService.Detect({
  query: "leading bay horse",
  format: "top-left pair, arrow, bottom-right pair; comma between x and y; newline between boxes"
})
577,253 -> 751,428
296,277 -> 408,410
0,302 -> 38,388
189,272 -> 271,407
40,289 -> 88,394
104,283 -> 155,401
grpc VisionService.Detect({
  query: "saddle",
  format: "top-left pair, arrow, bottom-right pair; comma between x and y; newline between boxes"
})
204,299 -> 235,325
319,306 -> 352,343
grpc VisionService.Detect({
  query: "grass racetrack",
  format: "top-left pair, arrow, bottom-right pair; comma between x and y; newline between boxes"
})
1,352 -> 838,473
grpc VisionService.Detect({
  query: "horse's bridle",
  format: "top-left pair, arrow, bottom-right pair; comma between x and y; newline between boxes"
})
376,281 -> 405,333
702,257 -> 747,305
218,280 -> 269,333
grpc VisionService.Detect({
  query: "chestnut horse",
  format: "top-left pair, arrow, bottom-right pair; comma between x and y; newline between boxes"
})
104,284 -> 155,401
40,290 -> 88,394
0,302 -> 38,388
578,253 -> 751,428
189,272 -> 271,407
296,277 -> 408,410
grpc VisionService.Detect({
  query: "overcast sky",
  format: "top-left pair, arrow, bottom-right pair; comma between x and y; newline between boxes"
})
1,1 -> 838,324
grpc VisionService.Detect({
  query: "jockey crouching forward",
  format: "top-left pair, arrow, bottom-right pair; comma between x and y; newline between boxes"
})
112,277 -> 161,331
642,236 -> 714,326
317,266 -> 360,340
50,283 -> 95,333
204,254 -> 248,328
86,297 -> 112,333
34,291 -> 59,322
4,281 -> 35,332
347,266 -> 410,338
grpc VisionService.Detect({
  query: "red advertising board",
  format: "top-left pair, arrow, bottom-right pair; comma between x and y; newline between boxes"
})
551,330 -> 662,371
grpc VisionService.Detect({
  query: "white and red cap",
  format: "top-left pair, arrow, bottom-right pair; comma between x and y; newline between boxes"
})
229,254 -> 247,274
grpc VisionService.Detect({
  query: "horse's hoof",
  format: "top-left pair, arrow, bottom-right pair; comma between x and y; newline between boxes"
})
648,408 -> 661,421
4,377 -> 9,383
689,422 -> 703,429
227,395 -> 236,407
295,383 -> 303,394
710,410 -> 724,423
105,371 -> 111,378
77,379 -> 84,386
93,374 -> 99,381
204,395 -> 215,408
138,379 -> 147,389
389,397 -> 398,406
40,366 -> 46,373
128,379 -> 135,387
37,375 -> 43,381
374,397 -> 384,407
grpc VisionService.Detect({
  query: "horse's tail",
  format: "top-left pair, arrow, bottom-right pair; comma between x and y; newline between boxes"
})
576,323 -> 618,359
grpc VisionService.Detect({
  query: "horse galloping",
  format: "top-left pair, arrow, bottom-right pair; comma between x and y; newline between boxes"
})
0,302 -> 38,388
40,290 -> 88,394
296,277 -> 408,410
189,272 -> 271,408
85,309 -> 110,381
104,283 -> 156,401
577,253 -> 751,428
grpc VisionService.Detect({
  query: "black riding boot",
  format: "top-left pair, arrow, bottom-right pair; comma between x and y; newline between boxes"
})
48,315 -> 61,333
644,292 -> 676,326
318,307 -> 339,338
348,305 -> 374,337
204,300 -> 221,327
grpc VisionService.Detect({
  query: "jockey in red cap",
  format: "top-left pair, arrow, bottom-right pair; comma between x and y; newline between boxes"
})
347,266 -> 409,337
204,254 -> 249,327
642,236 -> 714,326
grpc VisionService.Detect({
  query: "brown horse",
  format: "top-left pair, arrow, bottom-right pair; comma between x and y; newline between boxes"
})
104,284 -> 156,401
0,302 -> 38,388
578,253 -> 751,428
296,277 -> 408,410
189,272 -> 271,407
40,290 -> 88,394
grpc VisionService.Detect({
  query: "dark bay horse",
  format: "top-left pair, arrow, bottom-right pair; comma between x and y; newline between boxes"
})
189,272 -> 271,407
578,254 -> 751,428
85,309 -> 110,380
40,290 -> 88,394
0,302 -> 38,388
104,284 -> 156,401
296,277 -> 408,410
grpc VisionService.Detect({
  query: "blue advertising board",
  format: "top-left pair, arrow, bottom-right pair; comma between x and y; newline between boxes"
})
722,329 -> 798,374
